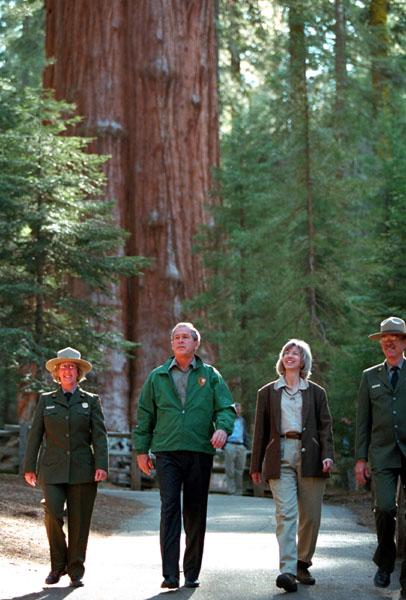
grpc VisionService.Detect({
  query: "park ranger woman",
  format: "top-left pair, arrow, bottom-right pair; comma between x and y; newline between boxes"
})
24,347 -> 108,588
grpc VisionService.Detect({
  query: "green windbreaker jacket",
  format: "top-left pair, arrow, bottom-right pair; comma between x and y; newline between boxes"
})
134,355 -> 235,455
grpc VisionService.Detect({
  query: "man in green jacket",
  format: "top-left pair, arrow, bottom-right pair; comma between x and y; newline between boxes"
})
355,316 -> 406,598
134,322 -> 235,590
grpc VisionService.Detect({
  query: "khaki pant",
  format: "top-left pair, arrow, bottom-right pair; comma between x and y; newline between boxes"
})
224,443 -> 247,495
269,438 -> 326,575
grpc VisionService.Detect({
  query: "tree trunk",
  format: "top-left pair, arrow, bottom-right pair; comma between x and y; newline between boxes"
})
369,0 -> 389,113
288,3 -> 319,336
43,0 -> 219,429
334,0 -> 347,128
126,1 -> 219,424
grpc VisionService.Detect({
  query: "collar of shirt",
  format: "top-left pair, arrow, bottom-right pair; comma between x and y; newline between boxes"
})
62,386 -> 78,395
169,356 -> 197,372
386,358 -> 405,375
274,375 -> 309,391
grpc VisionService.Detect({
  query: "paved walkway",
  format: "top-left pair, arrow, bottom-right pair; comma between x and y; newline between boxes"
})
0,489 -> 403,600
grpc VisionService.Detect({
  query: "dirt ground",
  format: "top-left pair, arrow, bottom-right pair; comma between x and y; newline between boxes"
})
0,474 -> 375,566
0,473 -> 145,565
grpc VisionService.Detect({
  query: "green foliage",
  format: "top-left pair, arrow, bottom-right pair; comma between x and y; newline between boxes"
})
0,0 -> 45,88
192,0 -> 406,468
216,0 -> 275,125
188,105 -> 287,420
0,83 -> 150,393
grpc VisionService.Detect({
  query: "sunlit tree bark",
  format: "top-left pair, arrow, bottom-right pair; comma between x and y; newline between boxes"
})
44,0 -> 219,428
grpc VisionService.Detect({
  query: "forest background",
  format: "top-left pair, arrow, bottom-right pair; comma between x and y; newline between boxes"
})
0,0 -> 405,478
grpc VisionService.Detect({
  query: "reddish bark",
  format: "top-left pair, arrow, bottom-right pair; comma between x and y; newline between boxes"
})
43,1 -> 219,429
17,365 -> 38,422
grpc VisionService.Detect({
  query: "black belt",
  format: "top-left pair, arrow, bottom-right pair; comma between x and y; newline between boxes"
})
280,432 -> 301,440
227,441 -> 245,445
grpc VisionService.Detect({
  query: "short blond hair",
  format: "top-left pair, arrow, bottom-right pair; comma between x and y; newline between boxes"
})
276,339 -> 312,380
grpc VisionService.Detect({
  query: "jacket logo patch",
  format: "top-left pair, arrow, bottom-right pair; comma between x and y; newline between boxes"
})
46,405 -> 55,409
198,377 -> 207,387
372,384 -> 381,388
82,402 -> 89,408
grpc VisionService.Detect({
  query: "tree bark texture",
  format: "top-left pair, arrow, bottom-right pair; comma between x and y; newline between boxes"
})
288,3 -> 320,338
369,0 -> 389,113
334,0 -> 347,127
44,0 -> 219,429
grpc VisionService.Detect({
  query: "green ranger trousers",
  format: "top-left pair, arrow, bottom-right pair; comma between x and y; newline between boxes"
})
41,482 -> 97,579
372,464 -> 406,578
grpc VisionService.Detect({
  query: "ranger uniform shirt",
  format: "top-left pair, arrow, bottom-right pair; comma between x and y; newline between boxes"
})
23,386 -> 108,484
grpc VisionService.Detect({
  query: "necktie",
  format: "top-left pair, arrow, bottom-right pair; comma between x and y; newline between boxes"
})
391,366 -> 399,390
65,392 -> 72,401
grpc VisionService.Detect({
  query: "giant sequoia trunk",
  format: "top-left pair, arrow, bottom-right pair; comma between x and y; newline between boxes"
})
44,0 -> 219,429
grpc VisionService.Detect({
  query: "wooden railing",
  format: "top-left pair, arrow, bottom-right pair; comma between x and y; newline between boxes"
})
0,423 -> 31,477
0,424 -> 143,489
0,424 -> 251,493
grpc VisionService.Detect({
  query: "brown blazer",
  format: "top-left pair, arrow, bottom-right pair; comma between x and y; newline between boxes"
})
250,379 -> 334,481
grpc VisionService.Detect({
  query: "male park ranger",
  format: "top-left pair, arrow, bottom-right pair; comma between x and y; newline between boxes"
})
355,317 -> 406,599
134,322 -> 235,590
24,347 -> 108,588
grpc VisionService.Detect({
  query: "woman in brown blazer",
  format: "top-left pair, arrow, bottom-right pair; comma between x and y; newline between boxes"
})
250,339 -> 334,593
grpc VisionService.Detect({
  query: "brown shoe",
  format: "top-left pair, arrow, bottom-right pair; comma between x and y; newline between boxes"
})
296,562 -> 315,585
45,568 -> 67,585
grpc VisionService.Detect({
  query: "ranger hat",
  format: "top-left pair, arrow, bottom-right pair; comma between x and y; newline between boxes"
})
369,316 -> 406,341
45,347 -> 92,374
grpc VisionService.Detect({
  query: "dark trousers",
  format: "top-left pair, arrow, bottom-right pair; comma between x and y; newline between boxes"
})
372,460 -> 406,584
41,482 -> 97,579
155,451 -> 213,580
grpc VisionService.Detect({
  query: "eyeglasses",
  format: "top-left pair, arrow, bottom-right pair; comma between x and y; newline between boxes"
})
59,363 -> 78,371
381,335 -> 405,343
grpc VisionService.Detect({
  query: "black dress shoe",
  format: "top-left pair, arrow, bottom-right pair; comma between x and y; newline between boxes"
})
70,578 -> 84,588
161,575 -> 179,589
185,579 -> 200,588
374,568 -> 390,588
276,573 -> 297,592
45,568 -> 67,585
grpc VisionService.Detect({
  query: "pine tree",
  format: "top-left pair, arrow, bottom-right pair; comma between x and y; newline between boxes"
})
0,84 -> 149,422
0,0 -> 45,88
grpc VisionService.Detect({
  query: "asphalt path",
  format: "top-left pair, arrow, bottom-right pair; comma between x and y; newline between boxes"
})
0,489 -> 403,600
